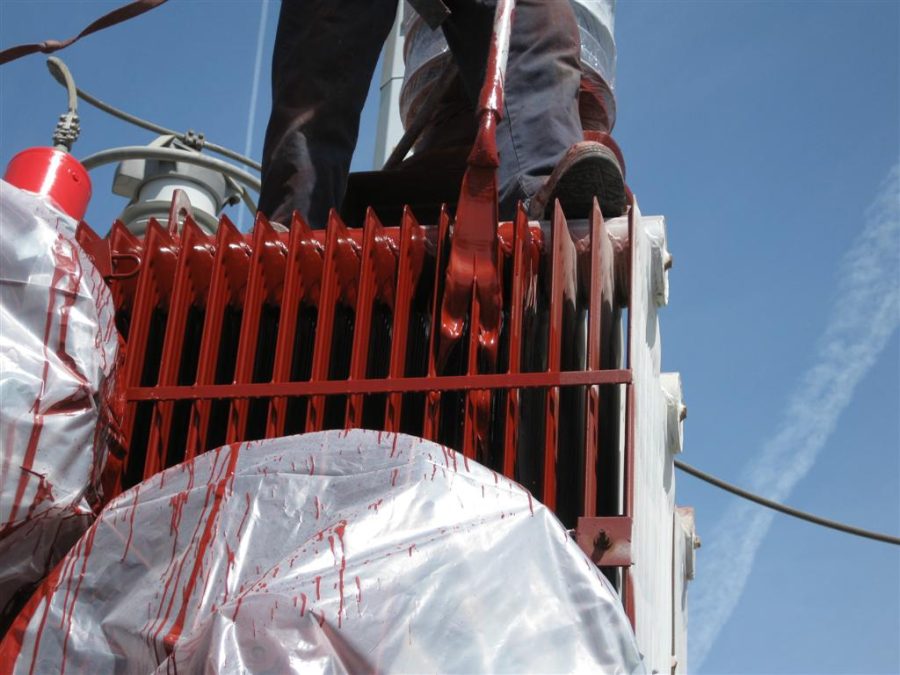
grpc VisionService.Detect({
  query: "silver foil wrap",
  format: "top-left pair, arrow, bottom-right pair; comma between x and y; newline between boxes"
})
2,430 -> 644,673
0,181 -> 118,631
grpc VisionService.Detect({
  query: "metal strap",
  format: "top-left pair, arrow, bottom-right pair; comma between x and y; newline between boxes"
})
0,0 -> 168,66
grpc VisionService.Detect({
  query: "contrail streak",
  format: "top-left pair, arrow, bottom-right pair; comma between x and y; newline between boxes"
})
239,0 -> 269,231
690,163 -> 900,669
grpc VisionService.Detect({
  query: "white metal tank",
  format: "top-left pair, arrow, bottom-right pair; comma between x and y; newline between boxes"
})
399,0 -> 617,134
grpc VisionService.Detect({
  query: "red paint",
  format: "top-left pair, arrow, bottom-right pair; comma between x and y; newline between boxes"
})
235,492 -> 252,540
158,443 -> 241,654
58,518 -> 101,672
314,576 -> 321,601
390,433 -> 399,458
2,235 -> 84,535
121,484 -> 141,561
408,544 -> 416,558
391,469 -> 399,487
314,496 -> 321,520
300,592 -> 307,617
334,520 -> 347,628
129,368 -> 631,402
169,491 -> 188,537
367,499 -> 383,513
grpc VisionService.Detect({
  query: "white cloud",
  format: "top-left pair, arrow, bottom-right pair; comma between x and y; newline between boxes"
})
690,163 -> 900,668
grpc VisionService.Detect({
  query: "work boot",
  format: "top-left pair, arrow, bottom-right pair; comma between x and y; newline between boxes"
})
527,137 -> 627,220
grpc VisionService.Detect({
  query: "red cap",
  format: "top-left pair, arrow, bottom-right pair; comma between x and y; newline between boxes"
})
3,147 -> 92,221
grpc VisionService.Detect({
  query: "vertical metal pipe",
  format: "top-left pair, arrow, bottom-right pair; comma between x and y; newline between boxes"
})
266,213 -> 322,437
118,220 -> 176,490
385,207 -> 425,431
143,218 -> 206,478
501,207 -> 532,476
306,212 -> 349,432
226,216 -> 286,443
581,201 -> 605,517
345,209 -> 383,428
183,217 -> 248,459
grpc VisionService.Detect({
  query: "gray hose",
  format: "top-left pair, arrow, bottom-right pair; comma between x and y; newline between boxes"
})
46,57 -> 80,151
47,57 -> 77,113
79,146 -> 261,193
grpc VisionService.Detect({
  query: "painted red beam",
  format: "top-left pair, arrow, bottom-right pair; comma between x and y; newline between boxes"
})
127,369 -> 633,401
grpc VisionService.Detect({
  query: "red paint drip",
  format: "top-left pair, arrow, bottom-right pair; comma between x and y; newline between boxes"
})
307,456 -> 315,475
355,576 -> 362,609
315,576 -> 321,601
121,484 -> 141,561
58,518 -> 100,671
314,496 -> 321,519
367,498 -> 383,513
334,520 -> 348,628
391,469 -> 399,487
168,491 -> 189,537
236,492 -> 252,540
300,592 -> 307,617
390,433 -> 399,458
408,544 -> 416,558
3,235 -> 84,536
158,443 -> 241,654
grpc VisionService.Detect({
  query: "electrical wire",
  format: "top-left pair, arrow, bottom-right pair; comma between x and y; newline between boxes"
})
674,459 -> 900,546
46,58 -> 262,172
79,146 -> 261,192
46,57 -> 80,151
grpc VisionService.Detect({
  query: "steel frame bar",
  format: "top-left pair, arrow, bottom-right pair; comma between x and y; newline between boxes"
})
126,369 -> 632,401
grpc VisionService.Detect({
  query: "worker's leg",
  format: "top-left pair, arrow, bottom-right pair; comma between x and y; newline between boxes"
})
441,0 -> 584,218
259,0 -> 398,228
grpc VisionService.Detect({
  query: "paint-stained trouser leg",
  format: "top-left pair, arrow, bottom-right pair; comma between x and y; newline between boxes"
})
259,0 -> 398,228
260,0 -> 583,226
441,0 -> 584,218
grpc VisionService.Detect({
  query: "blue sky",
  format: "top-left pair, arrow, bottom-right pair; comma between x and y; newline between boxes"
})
1,1 -> 898,673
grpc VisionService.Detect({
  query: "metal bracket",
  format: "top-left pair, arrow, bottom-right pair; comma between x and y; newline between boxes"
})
575,516 -> 633,567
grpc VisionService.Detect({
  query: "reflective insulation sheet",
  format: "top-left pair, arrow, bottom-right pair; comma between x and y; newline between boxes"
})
1,430 -> 644,674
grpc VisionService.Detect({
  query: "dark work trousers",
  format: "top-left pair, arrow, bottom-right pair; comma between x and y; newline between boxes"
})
258,0 -> 584,227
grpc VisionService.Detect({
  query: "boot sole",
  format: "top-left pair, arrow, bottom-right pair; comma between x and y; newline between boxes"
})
530,144 -> 626,220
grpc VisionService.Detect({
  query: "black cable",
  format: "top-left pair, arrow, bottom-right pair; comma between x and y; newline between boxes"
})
46,58 -> 262,172
674,459 -> 900,546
